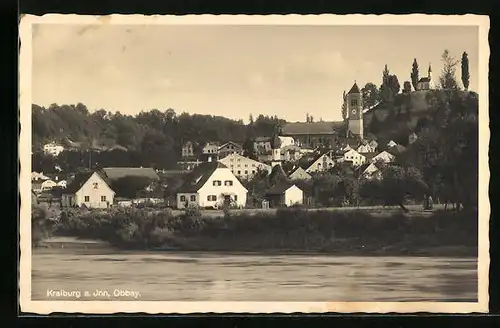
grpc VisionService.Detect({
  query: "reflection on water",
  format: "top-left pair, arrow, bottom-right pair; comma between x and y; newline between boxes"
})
32,249 -> 477,302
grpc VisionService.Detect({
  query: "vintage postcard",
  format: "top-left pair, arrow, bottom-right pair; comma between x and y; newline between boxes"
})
19,14 -> 490,314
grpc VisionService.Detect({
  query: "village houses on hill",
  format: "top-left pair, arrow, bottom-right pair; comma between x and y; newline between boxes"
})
32,81 -> 417,210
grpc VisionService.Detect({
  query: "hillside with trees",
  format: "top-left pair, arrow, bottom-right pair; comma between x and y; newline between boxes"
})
32,105 -> 285,172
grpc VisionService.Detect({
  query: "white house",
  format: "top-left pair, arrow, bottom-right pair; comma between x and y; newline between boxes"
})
357,142 -> 376,154
387,140 -> 398,148
202,142 -> 220,155
218,153 -> 271,180
278,136 -> 295,148
61,171 -> 115,208
359,162 -> 383,180
181,141 -> 195,158
371,150 -> 396,164
288,166 -> 312,181
31,171 -> 50,181
40,180 -> 57,191
176,161 -> 247,209
265,182 -> 304,207
343,148 -> 366,166
43,142 -> 65,157
304,153 -> 336,173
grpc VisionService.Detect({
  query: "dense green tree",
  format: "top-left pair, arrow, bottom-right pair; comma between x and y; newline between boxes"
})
439,49 -> 460,90
461,52 -> 470,91
361,82 -> 380,109
410,58 -> 419,91
242,138 -> 257,160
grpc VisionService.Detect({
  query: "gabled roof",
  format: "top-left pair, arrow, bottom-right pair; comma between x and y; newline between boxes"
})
177,162 -> 228,193
63,171 -> 105,194
347,82 -> 361,94
218,141 -> 242,150
418,77 -> 431,83
387,144 -> 407,155
265,181 -> 298,195
363,152 -> 377,161
281,121 -> 344,135
102,167 -> 160,181
297,153 -> 319,169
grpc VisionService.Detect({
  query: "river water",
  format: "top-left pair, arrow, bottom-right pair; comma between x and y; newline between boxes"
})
32,248 -> 477,302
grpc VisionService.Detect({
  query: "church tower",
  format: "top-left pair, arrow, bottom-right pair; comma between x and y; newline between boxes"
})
270,129 -> 282,168
427,63 -> 433,88
345,81 -> 363,139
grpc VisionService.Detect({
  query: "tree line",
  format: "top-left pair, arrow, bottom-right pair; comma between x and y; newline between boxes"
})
32,105 -> 285,171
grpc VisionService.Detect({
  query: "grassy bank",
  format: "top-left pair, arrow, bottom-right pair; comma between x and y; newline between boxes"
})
36,206 -> 478,257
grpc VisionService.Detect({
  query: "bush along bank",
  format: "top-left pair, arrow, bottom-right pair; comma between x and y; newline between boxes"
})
50,207 -> 478,256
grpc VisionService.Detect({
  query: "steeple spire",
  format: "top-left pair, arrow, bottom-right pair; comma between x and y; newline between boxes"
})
428,63 -> 432,76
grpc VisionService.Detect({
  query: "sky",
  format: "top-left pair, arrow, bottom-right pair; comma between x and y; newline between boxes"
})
32,24 -> 479,122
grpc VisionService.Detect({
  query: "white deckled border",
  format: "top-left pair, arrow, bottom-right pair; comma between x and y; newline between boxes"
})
19,13 -> 490,314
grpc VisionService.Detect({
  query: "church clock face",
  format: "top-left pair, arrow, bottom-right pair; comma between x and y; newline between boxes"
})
351,109 -> 357,115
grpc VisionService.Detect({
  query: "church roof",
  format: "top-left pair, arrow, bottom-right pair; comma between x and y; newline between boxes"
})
418,77 -> 431,83
281,121 -> 343,135
347,82 -> 361,94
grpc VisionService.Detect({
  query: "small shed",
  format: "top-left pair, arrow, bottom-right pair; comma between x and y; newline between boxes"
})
265,181 -> 304,208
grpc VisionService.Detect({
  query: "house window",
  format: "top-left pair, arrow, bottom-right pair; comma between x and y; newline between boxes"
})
237,164 -> 241,168
245,170 -> 248,174
237,170 -> 241,174
93,182 -> 99,189
244,164 -> 248,167
180,195 -> 186,202
252,170 -> 256,174
207,195 -> 217,201
213,180 -> 222,186
350,99 -> 358,107
101,196 -> 106,202
190,195 -> 196,201
224,180 -> 233,186
234,195 -> 238,201
84,196 -> 90,202
252,163 -> 256,167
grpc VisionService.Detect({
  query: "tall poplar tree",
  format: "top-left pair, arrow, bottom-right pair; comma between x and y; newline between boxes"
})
411,58 -> 419,91
461,52 -> 470,91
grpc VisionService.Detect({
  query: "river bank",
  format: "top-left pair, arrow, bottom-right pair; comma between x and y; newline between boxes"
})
37,236 -> 477,257
34,206 -> 478,257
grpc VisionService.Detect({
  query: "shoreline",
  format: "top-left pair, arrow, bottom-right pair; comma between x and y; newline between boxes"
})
36,236 -> 478,258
